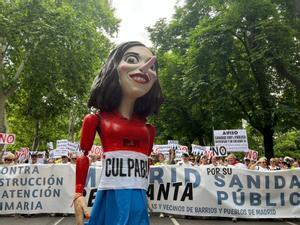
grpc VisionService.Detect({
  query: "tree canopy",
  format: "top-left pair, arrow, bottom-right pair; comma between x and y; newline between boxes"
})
0,0 -> 119,150
148,0 -> 300,158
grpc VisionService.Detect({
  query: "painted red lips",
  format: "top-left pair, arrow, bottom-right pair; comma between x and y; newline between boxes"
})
129,73 -> 150,84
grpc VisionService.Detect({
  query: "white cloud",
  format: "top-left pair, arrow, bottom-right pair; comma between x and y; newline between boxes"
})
111,0 -> 183,46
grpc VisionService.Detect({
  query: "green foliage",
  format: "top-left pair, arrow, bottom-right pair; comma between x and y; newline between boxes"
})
274,130 -> 300,158
148,0 -> 300,157
1,0 -> 119,150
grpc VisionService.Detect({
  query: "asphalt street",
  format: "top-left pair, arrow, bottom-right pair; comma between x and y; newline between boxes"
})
0,213 -> 299,225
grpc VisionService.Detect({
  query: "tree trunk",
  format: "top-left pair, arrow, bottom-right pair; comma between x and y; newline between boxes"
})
31,119 -> 41,151
0,93 -> 7,151
262,127 -> 274,160
68,111 -> 76,142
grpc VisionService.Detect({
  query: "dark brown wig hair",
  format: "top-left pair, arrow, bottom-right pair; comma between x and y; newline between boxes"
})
88,41 -> 163,117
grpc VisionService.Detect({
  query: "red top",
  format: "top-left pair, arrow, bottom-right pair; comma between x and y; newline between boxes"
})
80,111 -> 155,156
76,111 -> 155,193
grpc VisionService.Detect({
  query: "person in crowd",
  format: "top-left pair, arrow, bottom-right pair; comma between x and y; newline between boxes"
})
30,153 -> 38,164
177,153 -> 193,166
150,152 -> 159,165
283,156 -> 294,169
90,154 -> 103,167
2,152 -> 15,166
155,153 -> 167,165
226,153 -> 245,168
70,153 -> 78,165
168,148 -> 176,165
189,153 -> 196,166
73,41 -> 163,225
250,157 -> 269,171
61,155 -> 70,164
269,157 -> 281,170
199,154 -> 209,166
0,150 -> 5,164
155,152 -> 168,218
194,154 -> 201,166
223,157 -> 229,166
89,154 -> 97,165
37,152 -> 48,164
278,157 -> 285,168
210,155 -> 221,166
291,160 -> 299,169
243,157 -> 251,169
48,158 -> 56,164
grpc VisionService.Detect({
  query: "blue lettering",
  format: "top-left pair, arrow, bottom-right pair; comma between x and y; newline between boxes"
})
85,167 -> 96,187
217,191 -> 228,205
184,168 -> 200,188
274,176 -> 285,189
229,175 -> 243,189
290,192 -> 300,206
250,192 -> 261,206
233,191 -> 245,206
171,167 -> 176,183
214,174 -> 225,187
290,175 -> 300,188
149,167 -> 164,184
266,193 -> 276,206
247,175 -> 260,188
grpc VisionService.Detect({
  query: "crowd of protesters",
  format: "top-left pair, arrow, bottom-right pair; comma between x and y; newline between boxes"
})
0,148 -> 299,220
0,150 -> 102,166
149,150 -> 300,170
0,149 -> 299,171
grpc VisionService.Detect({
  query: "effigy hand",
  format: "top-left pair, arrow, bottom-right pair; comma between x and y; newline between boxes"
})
74,193 -> 90,225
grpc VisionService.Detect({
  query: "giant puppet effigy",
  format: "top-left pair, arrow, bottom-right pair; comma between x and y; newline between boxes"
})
73,41 -> 163,225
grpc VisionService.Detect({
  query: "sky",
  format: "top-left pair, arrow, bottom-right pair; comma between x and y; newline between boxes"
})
111,0 -> 183,46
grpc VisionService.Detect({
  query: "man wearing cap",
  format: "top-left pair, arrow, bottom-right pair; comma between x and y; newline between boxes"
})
177,153 -> 193,166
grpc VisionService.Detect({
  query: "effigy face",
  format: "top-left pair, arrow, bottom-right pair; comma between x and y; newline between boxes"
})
117,46 -> 157,100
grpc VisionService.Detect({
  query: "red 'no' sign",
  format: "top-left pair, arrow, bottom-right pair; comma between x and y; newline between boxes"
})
0,133 -> 16,144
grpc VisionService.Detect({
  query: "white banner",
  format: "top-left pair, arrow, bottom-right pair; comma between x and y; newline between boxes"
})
214,129 -> 249,152
0,165 -> 299,218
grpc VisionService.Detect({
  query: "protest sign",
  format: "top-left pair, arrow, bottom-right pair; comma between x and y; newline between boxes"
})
245,150 -> 259,161
214,129 -> 249,152
0,133 -> 16,145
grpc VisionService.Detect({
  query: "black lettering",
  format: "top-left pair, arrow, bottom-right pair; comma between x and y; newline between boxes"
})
112,158 -> 119,176
157,183 -> 170,200
181,183 -> 193,201
119,159 -> 126,177
140,160 -> 145,177
87,189 -> 97,207
147,184 -> 154,200
128,159 -> 134,177
172,182 -> 183,200
135,159 -> 141,177
105,158 -> 112,177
